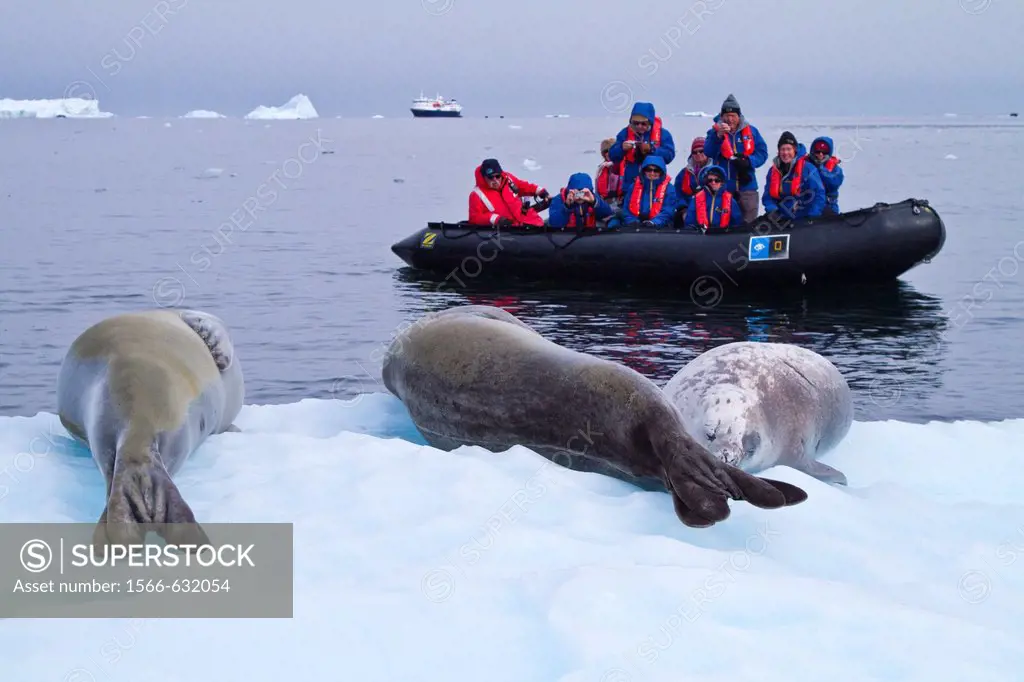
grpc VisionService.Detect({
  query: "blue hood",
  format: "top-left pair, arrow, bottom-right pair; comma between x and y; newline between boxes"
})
810,136 -> 834,155
640,154 -> 667,176
630,101 -> 656,122
698,164 -> 726,184
565,172 -> 594,192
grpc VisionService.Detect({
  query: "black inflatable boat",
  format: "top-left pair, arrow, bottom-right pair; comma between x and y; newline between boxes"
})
390,198 -> 945,290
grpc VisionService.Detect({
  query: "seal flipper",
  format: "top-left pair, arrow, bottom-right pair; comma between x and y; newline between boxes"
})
655,425 -> 808,528
179,310 -> 233,372
94,456 -> 210,548
794,460 -> 847,486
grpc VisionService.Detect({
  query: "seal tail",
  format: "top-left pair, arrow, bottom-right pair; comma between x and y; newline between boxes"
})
94,442 -> 210,548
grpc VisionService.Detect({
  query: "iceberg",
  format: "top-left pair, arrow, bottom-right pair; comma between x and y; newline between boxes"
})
0,393 -> 1022,679
244,94 -> 319,120
0,97 -> 114,119
182,109 -> 226,119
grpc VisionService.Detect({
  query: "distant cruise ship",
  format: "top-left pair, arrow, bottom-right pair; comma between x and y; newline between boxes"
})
410,92 -> 463,118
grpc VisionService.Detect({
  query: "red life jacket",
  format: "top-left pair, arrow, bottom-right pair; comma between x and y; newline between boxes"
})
720,125 -> 756,159
624,116 -> 663,165
679,168 -> 697,196
595,163 -> 622,199
768,157 -> 806,200
694,189 -> 733,228
628,173 -> 671,219
559,188 -> 597,228
824,156 -> 840,171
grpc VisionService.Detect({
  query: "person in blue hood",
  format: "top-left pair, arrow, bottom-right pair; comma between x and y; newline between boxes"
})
607,102 -> 676,198
804,136 -> 844,214
548,172 -> 614,229
703,93 -> 768,225
762,131 -> 825,220
683,165 -> 743,230
613,155 -> 678,228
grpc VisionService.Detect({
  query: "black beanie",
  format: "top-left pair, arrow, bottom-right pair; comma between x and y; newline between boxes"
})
777,131 -> 798,149
480,158 -> 503,178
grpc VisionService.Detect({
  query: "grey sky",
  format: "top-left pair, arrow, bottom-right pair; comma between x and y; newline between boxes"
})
2,0 -> 1020,117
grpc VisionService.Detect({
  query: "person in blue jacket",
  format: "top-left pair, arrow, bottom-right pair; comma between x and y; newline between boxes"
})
547,172 -> 614,229
607,101 -> 676,199
702,93 -> 768,225
762,131 -> 826,220
613,155 -> 678,228
684,165 -> 744,230
804,136 -> 844,214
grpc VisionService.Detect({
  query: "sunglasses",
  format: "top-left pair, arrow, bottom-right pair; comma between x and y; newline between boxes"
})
484,173 -> 501,180
643,167 -> 662,173
630,119 -> 651,127
705,176 -> 723,184
813,148 -> 829,155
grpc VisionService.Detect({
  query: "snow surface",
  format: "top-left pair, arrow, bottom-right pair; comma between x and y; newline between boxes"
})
182,109 -> 226,119
244,94 -> 318,120
0,97 -> 114,119
1,394 -> 1022,681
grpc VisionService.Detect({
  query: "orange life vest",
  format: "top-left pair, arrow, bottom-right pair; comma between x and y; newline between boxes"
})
694,189 -> 733,228
720,125 -> 756,159
595,163 -> 622,199
624,116 -> 663,165
628,173 -> 671,219
824,156 -> 840,171
768,157 -> 806,200
679,168 -> 697,196
559,188 -> 597,228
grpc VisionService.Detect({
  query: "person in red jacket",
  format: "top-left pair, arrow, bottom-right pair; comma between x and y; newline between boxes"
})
468,158 -> 549,228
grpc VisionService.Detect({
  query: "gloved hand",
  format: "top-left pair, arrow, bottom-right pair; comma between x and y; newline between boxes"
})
536,188 -> 550,200
732,156 -> 751,170
639,142 -> 653,154
496,217 -> 514,228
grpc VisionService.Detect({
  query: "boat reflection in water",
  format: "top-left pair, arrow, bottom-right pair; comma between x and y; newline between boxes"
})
393,269 -> 950,423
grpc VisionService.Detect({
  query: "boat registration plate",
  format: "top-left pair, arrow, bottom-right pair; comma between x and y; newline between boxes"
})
748,234 -> 790,261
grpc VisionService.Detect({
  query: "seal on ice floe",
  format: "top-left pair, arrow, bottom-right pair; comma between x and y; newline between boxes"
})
662,341 -> 852,485
57,308 -> 244,545
381,305 -> 808,528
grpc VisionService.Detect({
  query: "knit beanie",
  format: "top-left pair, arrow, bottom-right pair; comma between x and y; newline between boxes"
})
691,136 -> 705,153
720,93 -> 741,115
777,131 -> 798,149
